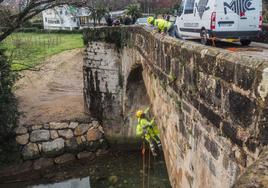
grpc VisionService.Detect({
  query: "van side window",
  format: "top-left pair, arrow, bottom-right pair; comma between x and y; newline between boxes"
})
177,0 -> 185,16
185,0 -> 195,14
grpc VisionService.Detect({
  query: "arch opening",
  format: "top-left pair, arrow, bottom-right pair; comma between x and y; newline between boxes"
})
123,65 -> 150,137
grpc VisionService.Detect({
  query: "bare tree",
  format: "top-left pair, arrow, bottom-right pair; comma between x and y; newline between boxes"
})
0,0 -> 87,42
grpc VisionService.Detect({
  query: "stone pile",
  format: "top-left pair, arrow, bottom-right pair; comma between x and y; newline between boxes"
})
15,121 -> 107,161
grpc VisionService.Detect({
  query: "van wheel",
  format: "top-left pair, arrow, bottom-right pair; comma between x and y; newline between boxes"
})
200,29 -> 209,45
174,25 -> 182,39
240,40 -> 251,46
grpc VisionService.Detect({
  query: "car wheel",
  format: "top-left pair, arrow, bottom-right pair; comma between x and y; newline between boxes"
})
200,29 -> 209,45
240,40 -> 251,46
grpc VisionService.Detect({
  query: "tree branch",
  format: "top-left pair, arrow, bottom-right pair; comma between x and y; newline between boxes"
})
0,0 -> 87,42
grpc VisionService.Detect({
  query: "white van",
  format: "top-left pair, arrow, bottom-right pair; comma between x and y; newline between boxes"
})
174,0 -> 263,45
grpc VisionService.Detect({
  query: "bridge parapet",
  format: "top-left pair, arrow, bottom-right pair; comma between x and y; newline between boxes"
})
83,26 -> 268,188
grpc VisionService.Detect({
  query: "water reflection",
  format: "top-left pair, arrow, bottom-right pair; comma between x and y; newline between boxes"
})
0,151 -> 171,188
29,177 -> 90,188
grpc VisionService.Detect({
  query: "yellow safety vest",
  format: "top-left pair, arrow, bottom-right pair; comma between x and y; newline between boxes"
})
154,19 -> 172,32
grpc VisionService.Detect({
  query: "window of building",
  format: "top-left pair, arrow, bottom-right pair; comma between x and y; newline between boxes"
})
47,19 -> 60,24
185,0 -> 195,14
45,17 -> 48,22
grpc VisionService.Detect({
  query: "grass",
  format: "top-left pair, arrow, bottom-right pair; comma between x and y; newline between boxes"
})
0,32 -> 84,71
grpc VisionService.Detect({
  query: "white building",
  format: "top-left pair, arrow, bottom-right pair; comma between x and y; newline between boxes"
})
42,5 -> 88,30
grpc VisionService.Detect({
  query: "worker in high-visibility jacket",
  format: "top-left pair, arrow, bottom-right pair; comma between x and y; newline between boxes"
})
147,16 -> 176,37
136,109 -> 161,156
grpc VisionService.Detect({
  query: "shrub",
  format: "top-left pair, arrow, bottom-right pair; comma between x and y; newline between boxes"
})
0,49 -> 20,166
264,13 -> 268,23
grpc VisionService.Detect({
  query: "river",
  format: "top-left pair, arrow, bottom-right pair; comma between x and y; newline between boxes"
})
0,150 -> 171,188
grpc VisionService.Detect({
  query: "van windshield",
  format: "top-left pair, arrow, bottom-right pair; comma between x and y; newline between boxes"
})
177,0 -> 185,17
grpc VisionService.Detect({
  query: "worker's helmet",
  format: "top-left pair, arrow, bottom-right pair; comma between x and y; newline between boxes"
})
147,17 -> 155,25
136,110 -> 144,118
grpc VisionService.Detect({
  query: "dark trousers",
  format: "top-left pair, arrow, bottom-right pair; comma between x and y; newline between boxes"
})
168,24 -> 175,37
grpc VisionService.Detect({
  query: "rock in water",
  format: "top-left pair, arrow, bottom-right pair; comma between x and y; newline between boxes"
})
109,175 -> 118,185
33,158 -> 54,170
54,153 -> 76,164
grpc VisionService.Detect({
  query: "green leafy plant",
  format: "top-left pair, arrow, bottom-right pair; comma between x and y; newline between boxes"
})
0,49 -> 20,166
263,13 -> 268,23
126,4 -> 142,23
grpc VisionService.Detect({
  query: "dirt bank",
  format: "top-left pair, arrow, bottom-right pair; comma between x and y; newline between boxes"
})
15,48 -> 88,125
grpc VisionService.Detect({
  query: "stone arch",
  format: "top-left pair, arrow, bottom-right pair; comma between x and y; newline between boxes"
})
123,63 -> 150,137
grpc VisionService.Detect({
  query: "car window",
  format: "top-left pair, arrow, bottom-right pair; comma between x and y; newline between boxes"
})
140,18 -> 147,23
185,0 -> 195,14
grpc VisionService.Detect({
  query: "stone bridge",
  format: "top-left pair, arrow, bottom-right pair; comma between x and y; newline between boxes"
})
83,26 -> 268,188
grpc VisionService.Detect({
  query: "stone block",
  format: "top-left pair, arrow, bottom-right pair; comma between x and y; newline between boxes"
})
91,121 -> 100,128
74,124 -> 92,136
77,151 -> 95,160
30,130 -> 50,142
235,63 -> 256,90
15,126 -> 28,135
42,138 -> 65,157
33,158 -> 54,170
16,133 -> 29,145
54,154 -> 76,164
58,129 -> 74,139
214,55 -> 235,83
76,136 -> 87,145
182,101 -> 192,114
43,124 -> 50,129
50,130 -> 59,139
32,125 -> 43,130
49,122 -> 69,129
199,102 -> 221,128
69,122 -> 79,129
65,137 -> 80,152
209,158 -> 216,177
22,143 -> 40,160
229,91 -> 256,128
179,122 -> 187,139
222,122 -> 243,147
204,137 -> 220,160
86,129 -> 102,141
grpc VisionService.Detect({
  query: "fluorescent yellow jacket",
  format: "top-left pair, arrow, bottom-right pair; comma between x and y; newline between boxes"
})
153,19 -> 172,32
136,118 -> 160,141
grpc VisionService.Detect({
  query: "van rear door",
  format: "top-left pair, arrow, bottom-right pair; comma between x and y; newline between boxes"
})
237,0 -> 261,31
215,0 -> 239,32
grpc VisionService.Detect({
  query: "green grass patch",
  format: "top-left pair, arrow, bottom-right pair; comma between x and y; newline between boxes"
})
0,32 -> 83,71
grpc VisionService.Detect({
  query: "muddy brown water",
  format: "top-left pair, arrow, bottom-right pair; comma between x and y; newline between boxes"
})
0,151 -> 171,188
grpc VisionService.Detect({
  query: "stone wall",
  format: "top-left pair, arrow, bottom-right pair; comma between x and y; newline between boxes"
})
15,120 -> 108,164
83,26 -> 268,188
83,42 -> 124,142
